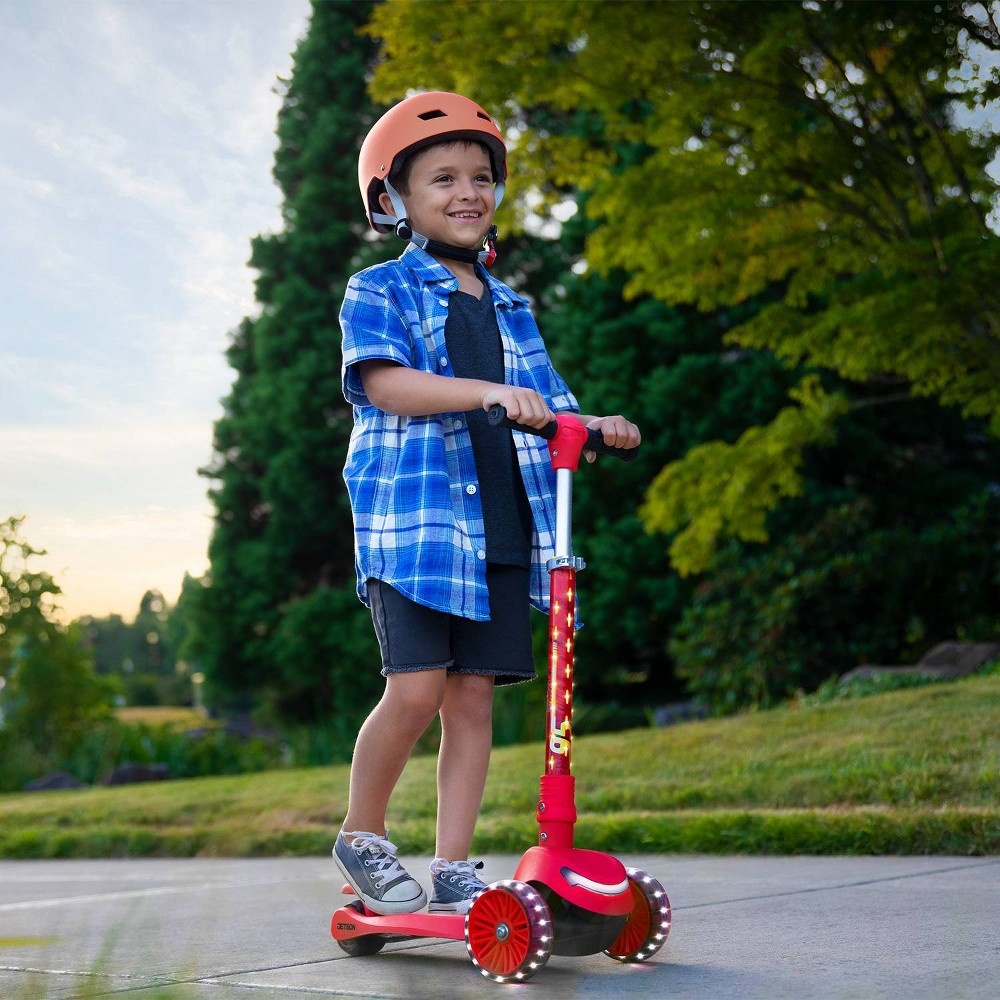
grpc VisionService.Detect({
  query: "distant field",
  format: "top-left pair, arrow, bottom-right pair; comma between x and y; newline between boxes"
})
4,674 -> 998,858
115,706 -> 209,728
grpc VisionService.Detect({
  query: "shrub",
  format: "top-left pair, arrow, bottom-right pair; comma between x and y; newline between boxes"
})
59,720 -> 285,784
670,491 -> 1000,714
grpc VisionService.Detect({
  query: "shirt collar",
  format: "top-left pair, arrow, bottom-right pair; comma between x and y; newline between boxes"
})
399,244 -> 528,308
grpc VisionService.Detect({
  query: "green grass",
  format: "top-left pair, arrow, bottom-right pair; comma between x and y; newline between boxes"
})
1,674 -> 997,858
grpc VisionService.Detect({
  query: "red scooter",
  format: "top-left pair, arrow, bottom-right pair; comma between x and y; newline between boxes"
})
330,408 -> 671,983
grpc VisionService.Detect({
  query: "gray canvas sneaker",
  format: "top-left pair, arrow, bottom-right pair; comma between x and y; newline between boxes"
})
428,858 -> 488,914
333,831 -> 427,915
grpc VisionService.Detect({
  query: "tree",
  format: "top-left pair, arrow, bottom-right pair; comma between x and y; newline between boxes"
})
79,589 -> 184,706
0,517 -> 115,787
0,515 -> 60,673
79,613 -> 129,675
368,0 -> 1000,573
192,1 -> 388,724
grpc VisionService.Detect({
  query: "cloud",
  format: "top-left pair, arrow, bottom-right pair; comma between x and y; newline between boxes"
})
0,0 -> 311,622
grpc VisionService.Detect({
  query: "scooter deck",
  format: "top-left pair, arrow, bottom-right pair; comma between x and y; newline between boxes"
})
331,887 -> 465,943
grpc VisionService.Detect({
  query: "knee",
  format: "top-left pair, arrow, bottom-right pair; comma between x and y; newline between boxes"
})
441,676 -> 495,730
383,674 -> 445,729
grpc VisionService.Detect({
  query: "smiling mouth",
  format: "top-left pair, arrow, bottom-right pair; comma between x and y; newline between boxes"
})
449,211 -> 482,220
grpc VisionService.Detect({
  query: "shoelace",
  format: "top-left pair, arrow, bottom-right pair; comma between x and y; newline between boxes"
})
351,834 -> 407,889
436,859 -> 485,891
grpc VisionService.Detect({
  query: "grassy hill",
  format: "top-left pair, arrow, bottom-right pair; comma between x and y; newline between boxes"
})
1,674 -> 997,858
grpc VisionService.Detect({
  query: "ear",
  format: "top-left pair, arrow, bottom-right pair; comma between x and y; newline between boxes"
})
378,191 -> 397,218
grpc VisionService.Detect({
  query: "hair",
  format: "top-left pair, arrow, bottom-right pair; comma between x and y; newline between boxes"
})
388,139 -> 493,196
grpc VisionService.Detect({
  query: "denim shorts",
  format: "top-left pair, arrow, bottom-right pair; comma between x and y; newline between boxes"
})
367,565 -> 536,686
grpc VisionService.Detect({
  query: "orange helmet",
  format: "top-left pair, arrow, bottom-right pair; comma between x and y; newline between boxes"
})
359,91 -> 507,234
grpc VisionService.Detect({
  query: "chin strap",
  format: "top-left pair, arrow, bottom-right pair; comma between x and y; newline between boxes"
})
397,221 -> 497,266
375,178 -> 502,267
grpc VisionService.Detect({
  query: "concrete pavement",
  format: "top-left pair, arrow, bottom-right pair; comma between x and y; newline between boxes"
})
0,854 -> 997,998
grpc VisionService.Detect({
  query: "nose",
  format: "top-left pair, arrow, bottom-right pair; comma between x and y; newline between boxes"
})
455,177 -> 478,200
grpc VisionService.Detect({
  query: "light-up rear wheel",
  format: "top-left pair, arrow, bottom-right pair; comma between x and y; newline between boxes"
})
604,868 -> 671,963
465,880 -> 553,982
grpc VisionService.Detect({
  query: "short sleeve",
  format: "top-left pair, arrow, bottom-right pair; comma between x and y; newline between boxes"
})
340,273 -> 414,406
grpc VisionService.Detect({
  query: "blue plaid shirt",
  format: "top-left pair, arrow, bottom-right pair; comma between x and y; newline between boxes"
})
341,245 -> 579,620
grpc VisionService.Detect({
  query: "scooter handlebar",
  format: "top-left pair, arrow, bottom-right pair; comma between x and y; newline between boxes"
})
487,404 -> 639,462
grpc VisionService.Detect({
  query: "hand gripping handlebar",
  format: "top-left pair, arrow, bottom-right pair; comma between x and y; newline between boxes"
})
486,404 -> 639,470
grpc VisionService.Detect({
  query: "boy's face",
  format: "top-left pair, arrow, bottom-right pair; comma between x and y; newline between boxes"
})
380,142 -> 496,253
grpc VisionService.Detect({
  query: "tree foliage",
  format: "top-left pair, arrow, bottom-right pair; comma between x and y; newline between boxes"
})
0,515 -> 59,658
640,375 -> 851,573
368,0 -> 1000,572
671,489 -> 1000,712
529,211 -> 800,707
0,517 -> 116,786
78,589 -> 186,706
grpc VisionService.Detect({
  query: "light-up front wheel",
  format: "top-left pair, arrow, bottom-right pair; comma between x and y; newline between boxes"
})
465,880 -> 553,982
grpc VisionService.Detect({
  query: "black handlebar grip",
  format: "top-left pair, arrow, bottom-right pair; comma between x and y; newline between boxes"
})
487,404 -> 639,462
582,428 -> 640,462
487,403 -> 557,439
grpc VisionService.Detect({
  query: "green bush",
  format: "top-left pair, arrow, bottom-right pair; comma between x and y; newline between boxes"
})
670,491 -> 1000,714
0,718 -> 285,791
0,628 -> 121,791
61,720 -> 285,785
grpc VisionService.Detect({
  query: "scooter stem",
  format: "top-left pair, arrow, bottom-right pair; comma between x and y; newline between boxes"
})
538,416 -> 590,849
538,563 -> 578,849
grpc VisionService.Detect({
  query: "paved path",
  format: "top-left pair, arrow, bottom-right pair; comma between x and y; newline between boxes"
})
0,855 -> 997,998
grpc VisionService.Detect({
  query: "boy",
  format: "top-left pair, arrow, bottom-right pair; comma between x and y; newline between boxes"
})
335,92 -> 640,915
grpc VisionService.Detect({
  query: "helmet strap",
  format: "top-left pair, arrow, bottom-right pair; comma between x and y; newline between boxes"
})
408,228 -> 496,265
383,179 -> 409,226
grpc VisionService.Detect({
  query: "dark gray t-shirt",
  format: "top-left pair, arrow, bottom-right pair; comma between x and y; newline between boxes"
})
444,289 -> 533,567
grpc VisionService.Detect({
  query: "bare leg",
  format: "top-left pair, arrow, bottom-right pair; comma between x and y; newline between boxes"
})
342,669 -> 446,836
435,673 -> 495,860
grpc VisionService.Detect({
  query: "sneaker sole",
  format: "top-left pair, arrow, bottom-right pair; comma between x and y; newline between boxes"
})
428,902 -> 471,914
427,894 -> 483,915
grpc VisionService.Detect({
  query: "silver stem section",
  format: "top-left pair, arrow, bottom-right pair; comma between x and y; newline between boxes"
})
554,468 -> 574,560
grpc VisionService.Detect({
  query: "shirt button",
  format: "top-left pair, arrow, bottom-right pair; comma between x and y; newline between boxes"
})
476,549 -> 486,560
466,484 -> 477,495
439,356 -> 449,368
454,419 -> 464,430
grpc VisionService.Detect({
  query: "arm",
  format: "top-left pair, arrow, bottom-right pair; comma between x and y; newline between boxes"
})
358,359 -> 555,429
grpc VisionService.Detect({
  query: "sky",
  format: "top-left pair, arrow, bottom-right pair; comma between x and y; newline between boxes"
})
0,0 -> 313,623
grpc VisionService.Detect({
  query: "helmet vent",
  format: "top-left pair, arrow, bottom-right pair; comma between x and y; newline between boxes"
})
417,109 -> 447,120
477,112 -> 491,121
